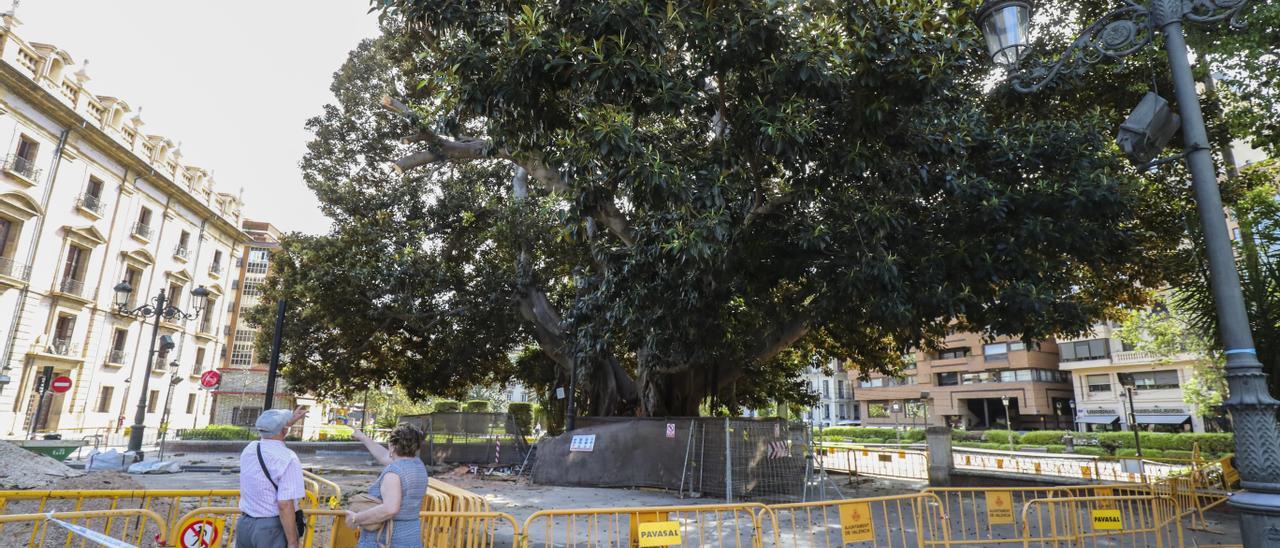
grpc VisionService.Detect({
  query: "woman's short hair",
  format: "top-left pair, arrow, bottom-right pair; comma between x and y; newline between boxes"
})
388,424 -> 425,457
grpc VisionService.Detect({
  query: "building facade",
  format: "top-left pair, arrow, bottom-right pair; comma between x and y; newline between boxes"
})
0,17 -> 249,439
211,220 -> 295,426
1060,322 -> 1207,433
852,333 -> 1075,431
802,360 -> 858,427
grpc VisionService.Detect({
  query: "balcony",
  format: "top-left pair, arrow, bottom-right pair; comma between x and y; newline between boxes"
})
174,246 -> 190,261
132,223 -> 153,241
106,349 -> 128,365
0,257 -> 31,287
2,154 -> 41,185
47,338 -> 79,356
75,194 -> 106,217
1111,349 -> 1200,365
209,263 -> 222,276
58,277 -> 85,297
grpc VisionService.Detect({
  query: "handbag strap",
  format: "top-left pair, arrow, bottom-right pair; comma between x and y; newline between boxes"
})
255,441 -> 279,491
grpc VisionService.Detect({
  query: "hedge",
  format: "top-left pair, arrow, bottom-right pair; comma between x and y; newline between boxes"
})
464,400 -> 491,413
1097,432 -> 1232,453
508,402 -> 534,434
433,400 -> 460,413
821,427 -> 923,443
179,425 -> 256,440
1017,431 -> 1073,446
1072,447 -> 1109,457
982,430 -> 1019,445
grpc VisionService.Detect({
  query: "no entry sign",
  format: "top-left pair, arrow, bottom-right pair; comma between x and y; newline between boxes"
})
199,370 -> 221,389
49,375 -> 73,393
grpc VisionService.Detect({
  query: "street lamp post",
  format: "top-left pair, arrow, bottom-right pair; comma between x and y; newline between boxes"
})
1001,395 -> 1014,450
1125,385 -> 1144,457
891,401 -> 903,444
113,282 -> 208,459
1068,400 -> 1077,432
157,360 -> 181,460
974,0 -> 1280,541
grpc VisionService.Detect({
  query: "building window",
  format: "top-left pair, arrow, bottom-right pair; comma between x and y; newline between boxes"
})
146,390 -> 159,413
96,386 -> 114,413
210,250 -> 223,274
0,216 -> 19,275
175,230 -> 191,259
10,135 -> 39,179
867,403 -> 889,418
60,244 -> 88,295
906,400 -> 927,418
1118,370 -> 1181,391
167,282 -> 183,309
937,347 -> 969,360
121,266 -> 142,308
823,405 -> 831,420
243,280 -> 262,297
838,403 -> 847,420
134,207 -> 153,239
78,176 -> 105,214
822,379 -> 830,398
983,343 -> 1008,360
936,372 -> 959,386
199,298 -> 215,333
1060,338 -> 1109,362
1086,374 -> 1112,393
51,315 -> 76,355
185,393 -> 197,414
193,347 -> 206,375
231,407 -> 261,426
837,380 -> 845,399
108,329 -> 128,364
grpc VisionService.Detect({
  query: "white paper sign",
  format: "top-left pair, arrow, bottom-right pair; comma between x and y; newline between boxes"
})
570,434 -> 596,452
666,423 -> 676,438
555,387 -> 566,399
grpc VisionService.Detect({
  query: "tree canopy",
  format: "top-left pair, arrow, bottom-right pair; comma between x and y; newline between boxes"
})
253,0 -> 1192,417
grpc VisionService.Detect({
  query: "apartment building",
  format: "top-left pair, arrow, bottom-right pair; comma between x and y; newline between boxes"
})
852,333 -> 1074,431
211,220 -> 298,426
0,16 -> 249,438
1060,322 -> 1207,433
802,360 -> 858,427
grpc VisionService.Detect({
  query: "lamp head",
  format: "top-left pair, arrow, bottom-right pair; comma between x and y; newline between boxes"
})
976,0 -> 1033,67
1117,92 -> 1181,166
158,335 -> 176,353
113,280 -> 133,308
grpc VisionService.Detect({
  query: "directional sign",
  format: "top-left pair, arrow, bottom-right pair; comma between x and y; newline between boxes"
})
665,423 -> 676,439
49,376 -> 73,393
199,370 -> 221,389
177,516 -> 223,548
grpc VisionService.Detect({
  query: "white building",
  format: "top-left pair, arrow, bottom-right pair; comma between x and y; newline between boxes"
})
0,16 -> 249,440
1059,322 -> 1207,433
803,359 -> 858,426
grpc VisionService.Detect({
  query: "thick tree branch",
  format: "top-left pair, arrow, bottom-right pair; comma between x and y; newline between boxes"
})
715,314 -> 811,389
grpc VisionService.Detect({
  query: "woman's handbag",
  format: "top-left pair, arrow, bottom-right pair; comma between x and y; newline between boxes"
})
347,493 -> 392,533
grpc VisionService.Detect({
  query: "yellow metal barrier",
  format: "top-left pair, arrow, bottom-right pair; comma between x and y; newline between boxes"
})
0,488 -> 238,543
523,503 -> 768,547
1019,494 -> 1183,548
431,480 -> 491,512
303,470 -> 344,509
0,509 -> 167,547
761,492 -> 947,547
926,486 -> 1079,545
170,506 -> 521,548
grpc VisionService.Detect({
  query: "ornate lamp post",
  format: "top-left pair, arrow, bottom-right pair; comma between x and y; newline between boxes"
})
113,281 -> 208,459
974,0 -> 1279,541
1001,395 -> 1014,450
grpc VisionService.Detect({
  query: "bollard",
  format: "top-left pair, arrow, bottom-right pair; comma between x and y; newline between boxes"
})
1063,433 -> 1075,453
925,426 -> 953,487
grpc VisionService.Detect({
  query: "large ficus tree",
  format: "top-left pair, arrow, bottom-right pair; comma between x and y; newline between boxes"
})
256,0 -> 1186,416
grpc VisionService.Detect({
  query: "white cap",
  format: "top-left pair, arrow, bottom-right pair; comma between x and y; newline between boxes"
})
255,409 -> 292,437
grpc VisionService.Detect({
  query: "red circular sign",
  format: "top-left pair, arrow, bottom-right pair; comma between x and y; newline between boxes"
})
49,376 -> 73,393
199,370 -> 221,389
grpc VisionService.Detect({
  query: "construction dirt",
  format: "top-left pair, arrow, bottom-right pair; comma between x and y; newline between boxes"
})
0,441 -> 83,489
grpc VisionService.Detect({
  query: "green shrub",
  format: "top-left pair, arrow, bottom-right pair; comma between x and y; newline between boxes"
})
179,425 -> 255,440
822,427 -> 897,441
1018,431 -> 1072,446
1042,445 -> 1069,453
433,400 -> 461,413
982,430 -> 1020,445
464,400 -> 491,413
1163,450 -> 1195,460
314,424 -> 353,441
1117,448 -> 1164,458
1071,447 -> 1109,457
1097,432 -> 1135,449
508,402 -> 534,435
903,429 -> 927,442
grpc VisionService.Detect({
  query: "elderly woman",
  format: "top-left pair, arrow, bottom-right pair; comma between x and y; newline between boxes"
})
348,425 -> 429,548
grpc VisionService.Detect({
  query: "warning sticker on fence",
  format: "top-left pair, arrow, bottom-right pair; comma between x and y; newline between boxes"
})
177,516 -> 223,548
986,491 -> 1014,525
839,502 -> 874,543
636,521 -> 682,546
1091,509 -> 1123,530
1095,487 -> 1116,509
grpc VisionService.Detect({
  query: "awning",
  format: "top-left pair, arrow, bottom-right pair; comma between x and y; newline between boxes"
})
1134,414 -> 1191,425
1076,415 -> 1120,424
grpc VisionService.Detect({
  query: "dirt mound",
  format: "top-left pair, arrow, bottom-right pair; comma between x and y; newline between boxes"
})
0,440 -> 82,489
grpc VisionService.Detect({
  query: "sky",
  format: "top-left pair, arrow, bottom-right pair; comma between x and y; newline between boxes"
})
18,1 -> 383,234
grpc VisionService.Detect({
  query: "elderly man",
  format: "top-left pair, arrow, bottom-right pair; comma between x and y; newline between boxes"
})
238,408 -> 307,548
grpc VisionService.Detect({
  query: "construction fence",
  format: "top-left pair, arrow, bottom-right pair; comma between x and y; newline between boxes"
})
399,412 -> 532,467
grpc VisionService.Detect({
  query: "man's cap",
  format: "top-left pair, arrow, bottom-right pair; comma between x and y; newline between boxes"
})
255,409 -> 292,436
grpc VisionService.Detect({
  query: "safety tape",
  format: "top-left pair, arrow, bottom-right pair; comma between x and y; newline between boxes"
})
44,513 -> 138,548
